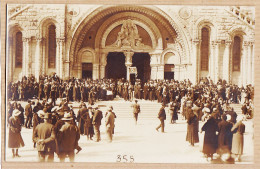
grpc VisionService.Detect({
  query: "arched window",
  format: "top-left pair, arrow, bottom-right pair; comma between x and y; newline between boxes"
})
48,25 -> 56,68
200,27 -> 210,71
232,36 -> 241,71
15,31 -> 23,68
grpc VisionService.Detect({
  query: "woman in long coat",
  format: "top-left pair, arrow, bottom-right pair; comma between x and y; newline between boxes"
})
231,116 -> 245,161
8,109 -> 25,158
201,115 -> 219,160
186,111 -> 199,146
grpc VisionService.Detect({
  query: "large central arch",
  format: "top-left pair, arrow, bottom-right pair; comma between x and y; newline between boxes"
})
68,5 -> 189,80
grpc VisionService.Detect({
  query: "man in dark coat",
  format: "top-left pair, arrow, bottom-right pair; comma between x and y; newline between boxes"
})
33,113 -> 56,162
77,103 -> 89,135
92,106 -> 103,142
156,104 -> 166,132
105,107 -> 115,142
218,114 -> 233,151
201,115 -> 219,161
131,100 -> 141,125
25,100 -> 33,128
57,113 -> 80,162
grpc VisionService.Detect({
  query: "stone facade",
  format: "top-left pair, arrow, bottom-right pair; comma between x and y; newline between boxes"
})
7,5 -> 255,86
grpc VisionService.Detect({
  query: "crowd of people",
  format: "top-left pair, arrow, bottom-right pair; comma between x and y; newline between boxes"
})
7,74 -> 254,163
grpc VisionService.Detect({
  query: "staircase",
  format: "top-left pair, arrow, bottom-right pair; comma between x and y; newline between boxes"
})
230,103 -> 243,115
94,97 -> 163,119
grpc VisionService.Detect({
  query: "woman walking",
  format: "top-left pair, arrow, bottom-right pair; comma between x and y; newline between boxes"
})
231,115 -> 245,161
8,109 -> 25,158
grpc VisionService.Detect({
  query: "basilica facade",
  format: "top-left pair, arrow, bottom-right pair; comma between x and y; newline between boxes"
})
7,4 -> 255,86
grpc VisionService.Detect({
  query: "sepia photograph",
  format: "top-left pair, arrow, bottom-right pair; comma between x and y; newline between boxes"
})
2,2 -> 256,166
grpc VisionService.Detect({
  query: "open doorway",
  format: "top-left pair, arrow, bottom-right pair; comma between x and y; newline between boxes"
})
105,52 -> 126,80
82,63 -> 93,79
132,53 -> 151,83
164,64 -> 174,80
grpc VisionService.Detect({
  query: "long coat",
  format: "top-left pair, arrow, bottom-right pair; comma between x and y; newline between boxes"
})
57,122 -> 80,152
218,120 -> 233,150
33,122 -> 56,152
186,113 -> 199,145
77,107 -> 90,135
201,117 -> 218,155
8,116 -> 25,148
231,121 -> 245,155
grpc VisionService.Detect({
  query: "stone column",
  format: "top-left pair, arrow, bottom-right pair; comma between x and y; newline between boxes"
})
247,42 -> 253,84
41,38 -> 46,75
209,41 -> 216,82
150,64 -> 158,80
223,40 -> 232,83
157,65 -> 164,79
174,65 -> 180,81
58,37 -> 65,79
35,37 -> 43,81
251,42 -> 255,86
124,51 -> 134,81
192,39 -> 200,84
214,41 -> 220,83
150,53 -> 160,80
242,41 -> 249,86
55,38 -> 61,77
22,37 -> 31,77
93,64 -> 99,80
100,52 -> 107,79
8,37 -> 13,81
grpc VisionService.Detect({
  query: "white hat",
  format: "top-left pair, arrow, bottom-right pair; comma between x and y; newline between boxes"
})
12,109 -> 21,117
37,110 -> 45,118
61,113 -> 73,121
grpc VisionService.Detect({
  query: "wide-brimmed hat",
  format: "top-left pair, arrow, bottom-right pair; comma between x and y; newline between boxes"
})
37,110 -> 45,118
12,109 -> 21,117
61,113 -> 73,121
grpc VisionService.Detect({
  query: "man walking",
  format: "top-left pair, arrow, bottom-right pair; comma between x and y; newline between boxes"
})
25,100 -> 33,128
105,107 -> 115,142
131,100 -> 140,125
92,106 -> 103,142
33,113 -> 56,162
156,104 -> 166,133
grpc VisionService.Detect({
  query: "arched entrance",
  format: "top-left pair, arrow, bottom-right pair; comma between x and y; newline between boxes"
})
69,6 -> 189,81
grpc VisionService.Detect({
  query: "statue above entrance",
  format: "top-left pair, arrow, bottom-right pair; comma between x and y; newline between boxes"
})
110,19 -> 150,49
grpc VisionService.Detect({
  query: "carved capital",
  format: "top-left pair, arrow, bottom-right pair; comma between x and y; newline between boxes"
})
36,37 -> 43,42
192,39 -> 200,44
225,40 -> 232,47
56,37 -> 65,44
22,37 -> 31,43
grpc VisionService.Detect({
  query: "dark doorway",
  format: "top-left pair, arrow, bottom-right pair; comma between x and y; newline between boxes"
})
164,64 -> 174,80
82,63 -> 93,79
132,53 -> 151,83
105,52 -> 126,80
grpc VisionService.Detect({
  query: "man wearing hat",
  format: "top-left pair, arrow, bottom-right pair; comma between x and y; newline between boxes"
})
105,107 -> 115,142
131,100 -> 140,125
156,104 -> 166,132
58,113 -> 80,162
25,100 -> 33,128
92,106 -> 103,142
33,113 -> 56,162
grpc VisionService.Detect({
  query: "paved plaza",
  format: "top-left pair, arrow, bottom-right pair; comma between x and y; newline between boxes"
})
5,99 -> 254,164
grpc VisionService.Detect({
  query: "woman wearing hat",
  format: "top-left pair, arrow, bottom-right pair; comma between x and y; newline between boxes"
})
8,109 -> 25,158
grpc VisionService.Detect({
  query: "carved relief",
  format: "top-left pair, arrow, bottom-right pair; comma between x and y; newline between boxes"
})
109,19 -> 150,49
